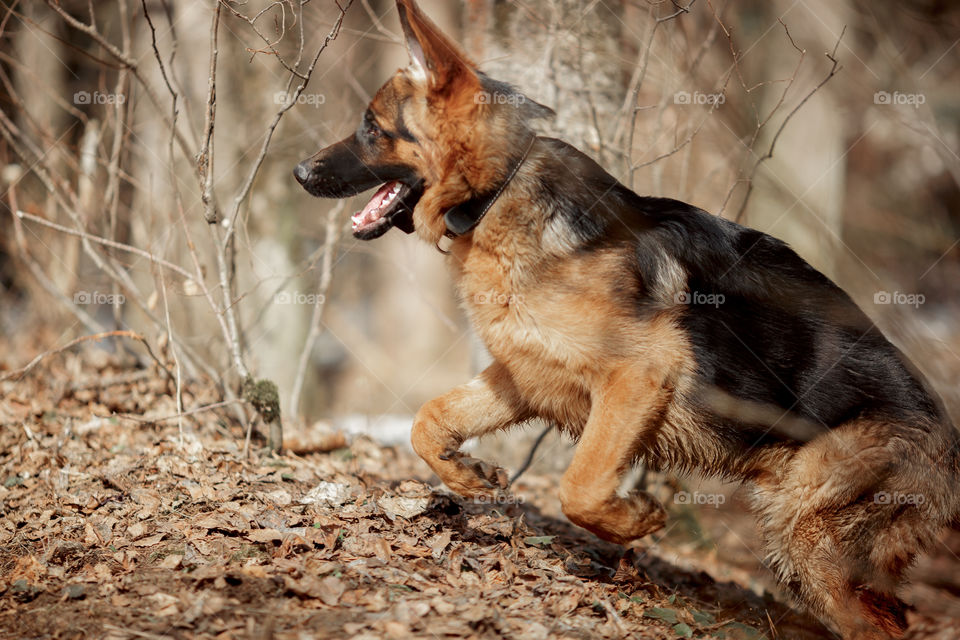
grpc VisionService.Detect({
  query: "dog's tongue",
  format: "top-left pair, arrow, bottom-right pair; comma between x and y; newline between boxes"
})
352,181 -> 401,230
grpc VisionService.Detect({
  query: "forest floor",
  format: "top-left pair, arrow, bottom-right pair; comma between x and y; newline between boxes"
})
3,338 -> 960,640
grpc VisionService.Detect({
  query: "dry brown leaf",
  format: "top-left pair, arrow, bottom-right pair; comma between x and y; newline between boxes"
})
261,489 -> 293,506
147,592 -> 179,617
426,530 -> 453,560
383,620 -> 410,639
247,528 -> 283,543
92,563 -> 112,582
377,495 -> 429,520
300,481 -> 352,507
241,565 -> 270,578
125,521 -> 148,540
157,554 -> 183,569
373,537 -> 392,564
184,482 -> 204,501
8,555 -> 47,583
431,596 -> 456,615
132,533 -> 165,547
284,575 -> 345,606
194,511 -> 248,534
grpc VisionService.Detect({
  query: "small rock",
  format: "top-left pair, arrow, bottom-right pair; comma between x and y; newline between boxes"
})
11,580 -> 41,603
64,584 -> 86,600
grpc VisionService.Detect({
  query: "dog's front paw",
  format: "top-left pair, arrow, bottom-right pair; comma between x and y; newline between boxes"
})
560,488 -> 667,545
436,451 -> 508,498
622,490 -> 667,540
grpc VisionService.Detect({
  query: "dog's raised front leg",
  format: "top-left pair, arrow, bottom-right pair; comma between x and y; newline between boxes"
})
558,365 -> 673,545
412,361 -> 530,498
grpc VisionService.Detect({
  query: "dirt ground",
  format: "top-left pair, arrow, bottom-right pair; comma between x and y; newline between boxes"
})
3,341 -> 960,640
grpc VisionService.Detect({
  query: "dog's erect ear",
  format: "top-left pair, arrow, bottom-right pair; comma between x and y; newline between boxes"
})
396,0 -> 476,89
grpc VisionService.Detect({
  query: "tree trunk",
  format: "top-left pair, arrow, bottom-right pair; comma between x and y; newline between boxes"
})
464,0 -> 626,169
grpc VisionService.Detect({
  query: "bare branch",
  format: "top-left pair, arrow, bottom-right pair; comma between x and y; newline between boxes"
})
14,209 -> 194,282
732,27 -> 845,222
290,202 -> 343,416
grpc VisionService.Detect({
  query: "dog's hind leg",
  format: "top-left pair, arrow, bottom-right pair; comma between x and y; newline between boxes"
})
411,361 -> 531,498
760,422 -> 927,640
557,364 -> 674,545
785,511 -> 909,640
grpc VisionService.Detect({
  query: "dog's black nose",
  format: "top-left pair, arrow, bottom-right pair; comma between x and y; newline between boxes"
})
293,162 -> 310,185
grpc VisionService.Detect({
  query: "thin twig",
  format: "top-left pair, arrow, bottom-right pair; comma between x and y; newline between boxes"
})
508,424 -> 554,487
14,210 -> 193,282
290,202 -> 343,415
218,0 -> 307,76
104,399 -> 247,424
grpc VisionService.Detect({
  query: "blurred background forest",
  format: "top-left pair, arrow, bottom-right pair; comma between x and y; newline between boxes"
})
0,0 -> 960,632
2,0 -> 960,633
7,0 -> 960,460
1,0 -> 959,477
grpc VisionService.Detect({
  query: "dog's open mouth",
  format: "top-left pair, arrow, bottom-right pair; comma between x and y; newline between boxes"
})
351,180 -> 422,240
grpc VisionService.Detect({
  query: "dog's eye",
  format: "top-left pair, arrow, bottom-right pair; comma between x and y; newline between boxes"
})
366,122 -> 382,139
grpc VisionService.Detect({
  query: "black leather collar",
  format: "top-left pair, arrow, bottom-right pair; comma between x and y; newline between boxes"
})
443,135 -> 537,239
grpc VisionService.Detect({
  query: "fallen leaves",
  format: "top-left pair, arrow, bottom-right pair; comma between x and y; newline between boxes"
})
289,574 -> 346,606
0,348 -> 838,640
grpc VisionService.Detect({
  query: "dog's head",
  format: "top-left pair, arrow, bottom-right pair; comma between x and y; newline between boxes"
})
294,0 -> 553,242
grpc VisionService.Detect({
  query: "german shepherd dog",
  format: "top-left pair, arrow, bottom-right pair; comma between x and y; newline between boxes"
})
294,2 -> 960,637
